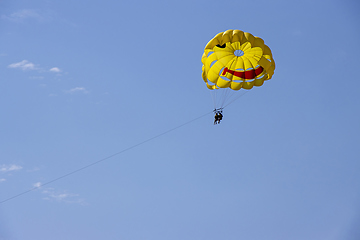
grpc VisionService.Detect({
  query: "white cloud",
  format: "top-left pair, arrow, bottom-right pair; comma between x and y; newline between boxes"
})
8,60 -> 37,71
0,178 -> 6,183
49,67 -> 61,73
8,61 -> 64,76
2,9 -> 42,22
32,183 -> 86,204
48,192 -> 74,201
66,87 -> 89,94
41,187 -> 85,204
33,182 -> 42,188
0,164 -> 23,173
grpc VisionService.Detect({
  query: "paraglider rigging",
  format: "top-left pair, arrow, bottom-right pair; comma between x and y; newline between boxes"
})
201,29 -> 276,124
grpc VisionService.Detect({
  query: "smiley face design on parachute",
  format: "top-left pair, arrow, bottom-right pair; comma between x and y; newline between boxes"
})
201,30 -> 275,90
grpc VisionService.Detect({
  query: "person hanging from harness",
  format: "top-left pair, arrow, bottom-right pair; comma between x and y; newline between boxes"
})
214,108 -> 223,125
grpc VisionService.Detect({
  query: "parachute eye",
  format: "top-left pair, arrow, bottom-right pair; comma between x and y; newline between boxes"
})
216,43 -> 226,48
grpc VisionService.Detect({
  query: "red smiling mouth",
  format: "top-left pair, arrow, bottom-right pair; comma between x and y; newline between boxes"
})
222,66 -> 264,79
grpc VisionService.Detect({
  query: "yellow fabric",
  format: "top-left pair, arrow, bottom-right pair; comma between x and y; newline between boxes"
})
202,30 -> 275,91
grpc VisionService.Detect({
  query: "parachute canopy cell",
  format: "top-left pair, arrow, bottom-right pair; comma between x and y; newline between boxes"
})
201,30 -> 275,91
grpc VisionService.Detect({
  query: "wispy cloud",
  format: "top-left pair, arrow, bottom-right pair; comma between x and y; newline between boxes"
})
0,165 -> 23,184
33,182 -> 42,188
43,190 -> 83,203
0,164 -> 23,173
66,87 -> 89,94
2,9 -> 43,22
33,182 -> 86,204
49,67 -> 61,73
8,61 -> 63,75
8,60 -> 37,71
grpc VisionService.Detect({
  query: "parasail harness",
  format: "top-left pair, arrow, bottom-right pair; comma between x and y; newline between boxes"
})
213,108 -> 223,125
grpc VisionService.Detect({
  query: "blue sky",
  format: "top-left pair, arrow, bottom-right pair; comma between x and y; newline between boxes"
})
1,0 -> 360,239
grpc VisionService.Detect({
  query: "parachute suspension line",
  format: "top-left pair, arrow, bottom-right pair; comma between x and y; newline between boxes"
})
210,88 -> 240,110
219,88 -> 229,108
221,88 -> 234,108
219,88 -> 228,108
0,111 -> 213,204
222,89 -> 250,109
210,90 -> 217,110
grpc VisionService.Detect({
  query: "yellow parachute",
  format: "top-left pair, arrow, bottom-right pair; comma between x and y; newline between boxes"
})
202,30 -> 275,91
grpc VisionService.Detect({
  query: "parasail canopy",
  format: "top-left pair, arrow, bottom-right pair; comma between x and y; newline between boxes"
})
201,30 -> 275,91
